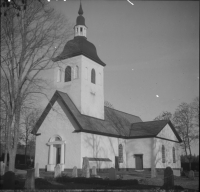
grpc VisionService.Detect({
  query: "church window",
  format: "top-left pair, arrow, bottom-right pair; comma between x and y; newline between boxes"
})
91,68 -> 96,84
172,147 -> 176,163
65,66 -> 71,82
80,27 -> 83,32
162,145 -> 165,163
74,65 -> 79,79
118,144 -> 123,163
57,68 -> 61,82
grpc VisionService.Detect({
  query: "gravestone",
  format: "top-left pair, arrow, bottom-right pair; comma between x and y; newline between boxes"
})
151,167 -> 157,178
24,168 -> 35,189
82,157 -> 90,178
92,166 -> 97,176
3,171 -> 15,189
0,161 -> 5,176
188,170 -> 195,180
180,167 -> 183,173
163,167 -> 174,189
109,167 -> 116,180
72,166 -> 77,178
35,163 -> 39,178
54,164 -> 61,178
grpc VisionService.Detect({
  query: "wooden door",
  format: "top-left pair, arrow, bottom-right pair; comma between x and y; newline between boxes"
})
56,147 -> 61,164
135,155 -> 143,170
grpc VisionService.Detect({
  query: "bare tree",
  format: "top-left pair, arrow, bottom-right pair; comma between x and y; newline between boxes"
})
154,111 -> 172,121
0,77 -> 10,165
19,109 -> 41,165
84,134 -> 103,170
173,101 -> 199,170
0,0 -> 45,17
0,0 -> 73,171
191,96 -> 199,128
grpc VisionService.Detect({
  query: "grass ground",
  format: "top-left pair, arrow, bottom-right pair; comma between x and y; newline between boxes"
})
38,169 -> 199,190
1,169 -> 199,190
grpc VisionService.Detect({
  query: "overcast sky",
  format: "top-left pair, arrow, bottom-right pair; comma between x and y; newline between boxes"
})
42,0 -> 199,153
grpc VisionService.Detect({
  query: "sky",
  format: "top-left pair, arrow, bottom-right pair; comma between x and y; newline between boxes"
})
41,0 -> 199,153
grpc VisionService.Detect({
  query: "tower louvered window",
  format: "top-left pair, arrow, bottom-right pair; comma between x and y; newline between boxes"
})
91,68 -> 96,84
65,66 -> 71,82
173,147 -> 176,163
162,145 -> 165,163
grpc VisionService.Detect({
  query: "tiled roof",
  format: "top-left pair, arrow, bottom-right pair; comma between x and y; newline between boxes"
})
57,91 -> 142,137
32,91 -> 142,138
32,91 -> 182,143
130,120 -> 182,142
130,120 -> 169,137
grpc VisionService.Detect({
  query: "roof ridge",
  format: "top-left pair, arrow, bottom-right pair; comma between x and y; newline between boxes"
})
57,91 -> 105,121
56,90 -> 82,114
104,106 -> 141,119
131,119 -> 169,125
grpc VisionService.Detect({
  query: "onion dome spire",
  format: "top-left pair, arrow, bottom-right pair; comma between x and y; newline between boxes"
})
78,1 -> 83,16
74,1 -> 87,37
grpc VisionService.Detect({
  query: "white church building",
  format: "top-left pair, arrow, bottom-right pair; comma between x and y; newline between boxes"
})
32,3 -> 182,175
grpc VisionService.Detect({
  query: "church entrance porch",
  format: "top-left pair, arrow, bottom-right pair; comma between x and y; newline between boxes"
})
47,136 -> 66,171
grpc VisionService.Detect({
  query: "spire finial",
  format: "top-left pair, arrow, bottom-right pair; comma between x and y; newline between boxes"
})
78,1 -> 83,15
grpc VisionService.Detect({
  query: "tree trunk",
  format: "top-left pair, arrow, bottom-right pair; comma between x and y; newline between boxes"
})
4,150 -> 8,166
25,144 -> 27,165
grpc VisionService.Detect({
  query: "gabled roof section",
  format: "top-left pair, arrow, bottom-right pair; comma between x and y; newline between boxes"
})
130,120 -> 182,142
32,91 -> 182,143
57,91 -> 142,137
32,91 -> 142,137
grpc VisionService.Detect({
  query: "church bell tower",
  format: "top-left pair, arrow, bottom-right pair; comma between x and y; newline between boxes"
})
52,2 -> 106,120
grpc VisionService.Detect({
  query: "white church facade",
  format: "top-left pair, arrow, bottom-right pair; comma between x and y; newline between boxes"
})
32,3 -> 182,176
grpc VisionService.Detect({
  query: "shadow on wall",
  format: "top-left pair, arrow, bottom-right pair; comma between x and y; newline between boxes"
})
152,138 -> 181,173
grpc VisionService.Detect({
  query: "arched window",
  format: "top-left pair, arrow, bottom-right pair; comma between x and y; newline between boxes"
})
118,144 -> 123,163
173,147 -> 176,163
74,65 -> 79,79
65,66 -> 71,82
162,145 -> 165,163
91,68 -> 96,84
57,68 -> 61,82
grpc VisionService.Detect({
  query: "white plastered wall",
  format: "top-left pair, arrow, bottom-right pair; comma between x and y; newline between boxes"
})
153,138 -> 181,169
81,56 -> 104,119
53,56 -> 82,114
54,55 -> 104,120
153,124 -> 181,169
81,132 -> 119,169
35,98 -> 82,170
125,138 -> 153,169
